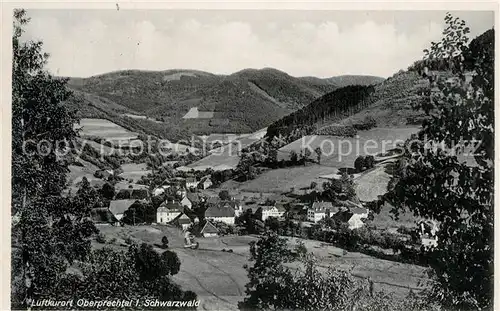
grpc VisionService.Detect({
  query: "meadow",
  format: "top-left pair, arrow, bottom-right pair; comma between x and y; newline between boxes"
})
94,224 -> 430,310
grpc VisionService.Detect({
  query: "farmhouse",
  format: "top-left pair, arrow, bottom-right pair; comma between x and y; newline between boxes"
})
156,200 -> 183,224
307,201 -> 337,223
197,176 -> 213,189
186,177 -> 198,189
205,204 -> 235,225
91,207 -> 116,225
347,207 -> 369,229
182,107 -> 214,119
261,205 -> 285,221
172,213 -> 192,231
109,199 -> 138,221
217,200 -> 243,217
198,221 -> 219,237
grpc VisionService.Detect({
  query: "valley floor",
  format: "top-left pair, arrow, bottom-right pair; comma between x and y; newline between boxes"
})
94,224 -> 430,310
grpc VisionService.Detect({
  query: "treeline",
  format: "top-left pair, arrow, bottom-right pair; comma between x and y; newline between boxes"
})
266,84 -> 376,140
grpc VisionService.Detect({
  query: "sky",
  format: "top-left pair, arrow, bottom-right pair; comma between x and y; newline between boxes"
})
21,10 -> 494,78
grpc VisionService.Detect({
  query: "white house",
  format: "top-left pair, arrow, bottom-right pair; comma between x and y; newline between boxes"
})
205,204 -> 235,225
180,195 -> 192,209
198,221 -> 219,237
418,219 -> 439,248
307,202 -> 335,223
172,213 -> 192,231
185,177 -> 198,189
156,200 -> 183,224
347,207 -> 369,229
262,205 -> 285,221
198,176 -> 213,190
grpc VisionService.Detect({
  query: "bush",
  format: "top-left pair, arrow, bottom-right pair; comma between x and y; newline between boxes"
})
354,156 -> 365,172
353,116 -> 377,131
124,236 -> 134,245
364,155 -> 375,169
108,237 -> 117,244
315,125 -> 357,137
96,233 -> 106,244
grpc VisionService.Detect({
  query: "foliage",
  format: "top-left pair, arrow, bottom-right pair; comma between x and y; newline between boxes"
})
266,85 -> 375,140
122,201 -> 156,225
11,10 -> 100,308
354,155 -> 365,172
352,116 -> 377,131
322,172 -> 357,202
383,15 -> 493,310
239,233 -> 431,311
100,182 -> 115,200
218,190 -> 231,201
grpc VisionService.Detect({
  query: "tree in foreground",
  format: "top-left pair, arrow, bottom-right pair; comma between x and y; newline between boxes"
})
11,9 -> 196,309
239,233 -> 436,311
384,13 -> 493,310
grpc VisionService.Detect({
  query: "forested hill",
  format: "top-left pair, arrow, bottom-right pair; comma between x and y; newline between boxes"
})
65,68 -> 384,139
266,85 -> 376,139
265,70 -> 428,141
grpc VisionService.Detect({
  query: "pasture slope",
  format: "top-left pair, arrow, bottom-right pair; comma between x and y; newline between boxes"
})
95,225 -> 430,310
229,127 -> 419,194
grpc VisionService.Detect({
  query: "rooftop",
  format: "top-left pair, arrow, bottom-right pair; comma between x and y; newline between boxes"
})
109,199 -> 138,215
205,204 -> 235,218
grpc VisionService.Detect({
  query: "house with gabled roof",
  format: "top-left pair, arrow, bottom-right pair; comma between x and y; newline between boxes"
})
199,220 -> 219,237
347,207 -> 369,229
172,212 -> 192,231
205,203 -> 235,225
109,199 -> 138,221
197,175 -> 213,189
156,199 -> 183,224
261,205 -> 285,221
307,201 -> 339,223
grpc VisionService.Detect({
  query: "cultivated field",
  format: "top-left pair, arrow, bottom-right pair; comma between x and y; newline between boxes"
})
185,128 -> 266,172
95,225 -> 430,310
76,118 -> 139,142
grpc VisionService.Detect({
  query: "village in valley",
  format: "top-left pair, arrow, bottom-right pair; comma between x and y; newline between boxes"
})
11,7 -> 493,311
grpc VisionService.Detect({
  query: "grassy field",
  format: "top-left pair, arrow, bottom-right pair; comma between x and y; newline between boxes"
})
66,159 -> 104,193
185,128 -> 265,172
226,164 -> 338,193
234,127 -> 419,194
76,118 -> 139,142
95,225 -> 430,310
278,127 -> 419,168
119,163 -> 151,182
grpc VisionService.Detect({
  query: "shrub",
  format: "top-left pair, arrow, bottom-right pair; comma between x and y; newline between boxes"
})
96,233 -> 106,244
364,155 -> 375,169
315,125 -> 357,137
354,156 -> 365,172
353,116 -> 377,131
